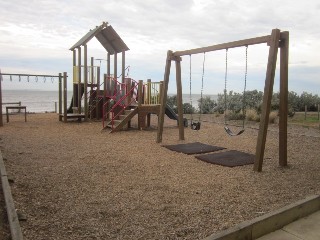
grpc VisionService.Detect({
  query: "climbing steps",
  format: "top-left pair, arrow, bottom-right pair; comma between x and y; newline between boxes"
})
105,106 -> 138,132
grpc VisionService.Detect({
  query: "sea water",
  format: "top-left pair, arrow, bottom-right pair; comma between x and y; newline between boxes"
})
1,90 -> 217,113
2,90 -> 73,113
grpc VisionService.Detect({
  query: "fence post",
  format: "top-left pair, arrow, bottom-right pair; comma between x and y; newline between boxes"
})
305,105 -> 307,120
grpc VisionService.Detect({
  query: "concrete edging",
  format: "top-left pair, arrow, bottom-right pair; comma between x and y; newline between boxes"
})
0,150 -> 23,240
203,195 -> 320,240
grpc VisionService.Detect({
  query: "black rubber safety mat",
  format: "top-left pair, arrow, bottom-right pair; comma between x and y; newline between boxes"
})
195,150 -> 255,167
163,142 -> 226,155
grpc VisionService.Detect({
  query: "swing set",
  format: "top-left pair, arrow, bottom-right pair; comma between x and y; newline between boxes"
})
188,46 -> 248,136
157,29 -> 289,172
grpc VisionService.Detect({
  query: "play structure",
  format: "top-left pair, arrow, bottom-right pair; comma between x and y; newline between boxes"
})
0,72 -> 63,127
157,29 -> 289,172
59,22 -> 184,131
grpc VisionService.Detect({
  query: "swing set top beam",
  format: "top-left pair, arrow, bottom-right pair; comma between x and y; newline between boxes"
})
173,32 -> 282,57
0,73 -> 61,78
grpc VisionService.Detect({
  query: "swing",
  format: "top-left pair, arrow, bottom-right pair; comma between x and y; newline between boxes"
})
224,46 -> 248,136
189,53 -> 206,131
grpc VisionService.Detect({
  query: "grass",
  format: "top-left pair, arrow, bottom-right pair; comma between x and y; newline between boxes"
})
288,112 -> 320,128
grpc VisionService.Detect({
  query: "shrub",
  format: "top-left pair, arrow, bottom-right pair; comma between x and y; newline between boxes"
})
246,109 -> 260,122
269,111 -> 278,123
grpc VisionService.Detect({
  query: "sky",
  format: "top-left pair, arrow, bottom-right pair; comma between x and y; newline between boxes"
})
0,0 -> 319,96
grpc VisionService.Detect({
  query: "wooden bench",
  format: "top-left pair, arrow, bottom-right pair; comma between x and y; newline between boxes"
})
6,106 -> 27,123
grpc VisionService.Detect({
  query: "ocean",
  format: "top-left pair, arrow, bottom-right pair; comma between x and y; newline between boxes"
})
1,90 -> 217,113
2,90 -> 72,113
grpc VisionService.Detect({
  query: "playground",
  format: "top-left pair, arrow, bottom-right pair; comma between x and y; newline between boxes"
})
0,113 -> 320,239
1,23 -> 320,239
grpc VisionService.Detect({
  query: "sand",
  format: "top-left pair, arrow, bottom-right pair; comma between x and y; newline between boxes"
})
0,113 -> 320,239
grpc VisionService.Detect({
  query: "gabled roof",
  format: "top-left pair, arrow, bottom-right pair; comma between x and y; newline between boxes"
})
69,22 -> 129,54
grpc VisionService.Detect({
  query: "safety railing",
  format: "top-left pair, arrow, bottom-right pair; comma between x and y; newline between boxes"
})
102,83 -> 138,129
73,65 -> 99,84
143,81 -> 162,105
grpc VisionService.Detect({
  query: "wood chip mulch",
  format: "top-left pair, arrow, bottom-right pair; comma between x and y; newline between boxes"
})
0,113 -> 320,240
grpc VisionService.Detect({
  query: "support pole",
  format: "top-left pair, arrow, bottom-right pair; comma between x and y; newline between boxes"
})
63,72 -> 67,123
77,46 -> 82,114
157,50 -> 173,143
58,73 -> 62,121
175,57 -> 185,140
103,74 -> 108,120
107,53 -> 111,77
0,70 -> 3,127
122,51 -> 125,83
84,44 -> 88,121
254,29 -> 281,172
114,53 -> 118,82
279,31 -> 289,167
96,67 -> 100,119
138,80 -> 143,130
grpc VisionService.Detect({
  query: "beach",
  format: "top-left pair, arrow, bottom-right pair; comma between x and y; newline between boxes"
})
0,113 -> 320,239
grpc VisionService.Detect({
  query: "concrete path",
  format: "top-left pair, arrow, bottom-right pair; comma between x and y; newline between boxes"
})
257,211 -> 320,240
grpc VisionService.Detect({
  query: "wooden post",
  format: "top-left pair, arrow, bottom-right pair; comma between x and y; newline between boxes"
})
318,104 -> 320,120
107,53 -> 111,78
58,73 -> 62,121
96,67 -> 100,119
84,44 -> 88,121
122,51 -> 125,83
77,46 -> 82,114
279,31 -> 289,167
147,79 -> 151,127
305,105 -> 307,120
254,29 -> 281,172
0,69 -> 3,127
63,72 -> 67,123
103,74 -> 108,120
157,50 -> 173,143
138,80 -> 143,130
175,57 -> 185,140
114,53 -> 118,82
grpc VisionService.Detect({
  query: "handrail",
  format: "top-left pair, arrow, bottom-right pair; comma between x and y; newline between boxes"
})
103,83 -> 138,128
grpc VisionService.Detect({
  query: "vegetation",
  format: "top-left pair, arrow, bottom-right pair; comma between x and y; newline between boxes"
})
167,90 -> 320,127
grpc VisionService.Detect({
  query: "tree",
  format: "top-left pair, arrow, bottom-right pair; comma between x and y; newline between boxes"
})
198,96 -> 216,114
183,103 -> 195,114
166,95 -> 177,113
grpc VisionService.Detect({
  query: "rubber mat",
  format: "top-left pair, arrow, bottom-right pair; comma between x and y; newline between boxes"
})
195,150 -> 255,167
163,142 -> 226,155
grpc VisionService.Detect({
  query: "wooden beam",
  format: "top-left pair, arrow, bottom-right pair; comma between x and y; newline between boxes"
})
173,35 -> 270,57
0,69 -> 3,127
254,29 -> 281,172
96,67 -> 100,119
58,73 -> 62,121
175,58 -> 185,140
84,44 -> 88,121
77,46 -> 82,114
114,53 -> 118,82
122,51 -> 125,83
63,72 -> 68,123
157,50 -> 173,143
279,31 -> 289,167
107,53 -> 111,77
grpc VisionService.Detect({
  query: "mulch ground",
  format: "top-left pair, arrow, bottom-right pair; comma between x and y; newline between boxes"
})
0,113 -> 319,240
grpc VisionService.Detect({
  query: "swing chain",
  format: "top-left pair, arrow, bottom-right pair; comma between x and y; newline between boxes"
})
224,48 -> 228,125
189,54 -> 193,122
242,45 -> 248,127
199,52 -> 205,120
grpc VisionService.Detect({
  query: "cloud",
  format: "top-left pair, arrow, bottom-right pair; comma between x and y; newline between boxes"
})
0,0 -> 319,94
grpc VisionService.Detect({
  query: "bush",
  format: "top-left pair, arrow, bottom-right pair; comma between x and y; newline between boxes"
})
269,111 -> 278,123
246,109 -> 260,122
225,110 -> 245,121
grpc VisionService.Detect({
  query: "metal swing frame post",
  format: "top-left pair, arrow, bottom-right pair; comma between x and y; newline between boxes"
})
157,29 -> 289,172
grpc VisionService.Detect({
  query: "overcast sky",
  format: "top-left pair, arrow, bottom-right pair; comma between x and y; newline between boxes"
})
0,0 -> 319,95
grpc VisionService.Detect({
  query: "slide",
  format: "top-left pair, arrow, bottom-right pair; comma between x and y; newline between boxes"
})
165,104 -> 188,127
67,84 -> 85,113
